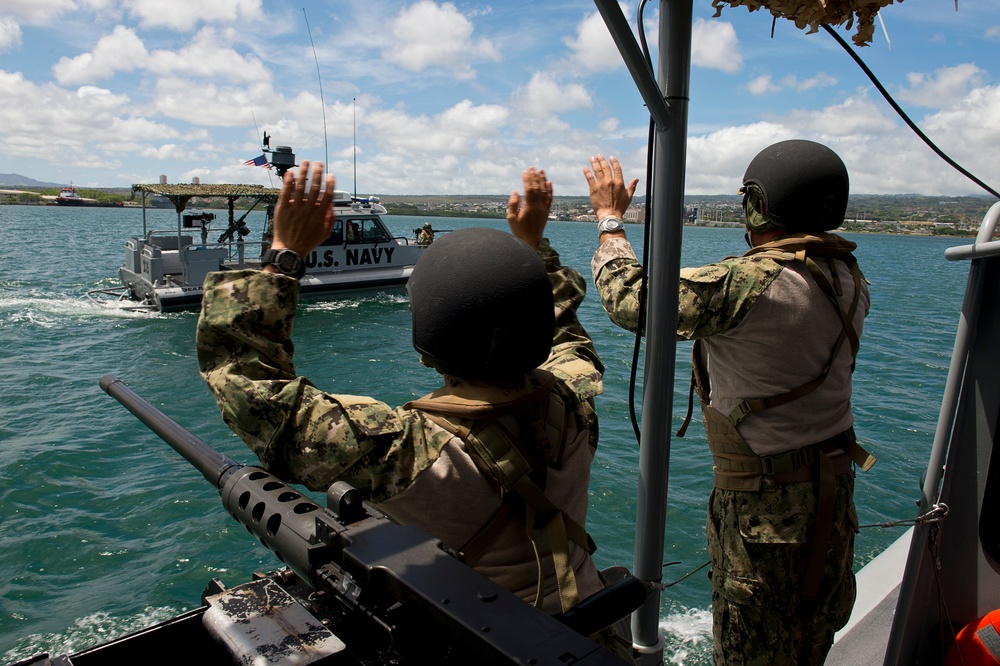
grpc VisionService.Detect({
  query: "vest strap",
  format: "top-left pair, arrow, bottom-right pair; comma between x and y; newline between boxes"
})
715,251 -> 865,427
419,394 -> 594,613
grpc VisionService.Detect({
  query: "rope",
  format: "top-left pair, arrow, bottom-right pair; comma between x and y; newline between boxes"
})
652,504 -> 950,593
858,502 -> 949,530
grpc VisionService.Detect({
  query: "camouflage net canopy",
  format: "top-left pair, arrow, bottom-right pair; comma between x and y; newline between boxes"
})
711,0 -> 902,46
132,183 -> 281,212
131,183 -> 280,199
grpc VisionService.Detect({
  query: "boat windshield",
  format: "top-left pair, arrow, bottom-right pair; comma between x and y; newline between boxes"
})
324,218 -> 393,245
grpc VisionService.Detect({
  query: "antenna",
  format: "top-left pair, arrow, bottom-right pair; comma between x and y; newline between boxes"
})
303,8 -> 329,166
353,98 -> 357,201
251,111 -> 274,186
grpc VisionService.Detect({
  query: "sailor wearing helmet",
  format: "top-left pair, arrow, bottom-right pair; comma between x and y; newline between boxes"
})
197,161 -> 634,661
417,221 -> 435,246
587,141 -> 874,665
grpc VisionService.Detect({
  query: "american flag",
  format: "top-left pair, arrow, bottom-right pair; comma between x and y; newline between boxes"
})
243,154 -> 271,169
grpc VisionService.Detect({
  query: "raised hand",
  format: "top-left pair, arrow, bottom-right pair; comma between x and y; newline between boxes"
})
583,154 -> 638,221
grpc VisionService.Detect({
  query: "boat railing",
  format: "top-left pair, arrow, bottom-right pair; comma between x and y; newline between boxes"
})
394,235 -> 422,246
139,229 -> 266,269
943,200 -> 1000,262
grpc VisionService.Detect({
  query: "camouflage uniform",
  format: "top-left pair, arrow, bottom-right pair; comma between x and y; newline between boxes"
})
197,239 -> 609,615
592,235 -> 867,665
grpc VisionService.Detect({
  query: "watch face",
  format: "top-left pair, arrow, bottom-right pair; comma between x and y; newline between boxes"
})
266,249 -> 305,277
599,218 -> 624,233
276,251 -> 301,273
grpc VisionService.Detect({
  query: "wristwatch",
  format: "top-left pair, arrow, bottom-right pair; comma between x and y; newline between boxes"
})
598,216 -> 624,234
262,248 -> 306,279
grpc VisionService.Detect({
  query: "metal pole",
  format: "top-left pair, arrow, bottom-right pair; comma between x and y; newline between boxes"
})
630,2 -> 692,662
592,2 -> 671,131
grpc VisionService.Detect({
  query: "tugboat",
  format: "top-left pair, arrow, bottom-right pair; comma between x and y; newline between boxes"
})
55,184 -> 85,206
87,145 -> 425,312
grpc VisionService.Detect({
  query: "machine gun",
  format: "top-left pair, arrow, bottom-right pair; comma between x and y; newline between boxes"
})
89,375 -> 645,665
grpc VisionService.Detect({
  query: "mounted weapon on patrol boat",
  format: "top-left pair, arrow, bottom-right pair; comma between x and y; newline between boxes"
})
51,375 -> 648,665
85,132 -> 427,313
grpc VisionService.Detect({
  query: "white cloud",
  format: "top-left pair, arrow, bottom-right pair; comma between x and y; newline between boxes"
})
985,26 -> 1000,40
1,0 -> 76,24
139,143 -> 186,160
0,69 -> 178,166
562,5 -> 625,74
686,122 -> 792,194
53,25 -> 147,84
747,75 -> 779,96
782,73 -> 837,92
692,18 -> 742,73
684,84 -> 1000,196
564,12 -> 740,76
366,99 -> 508,156
599,117 -> 621,134
124,0 -> 263,31
747,72 -> 834,96
0,17 -> 22,51
784,96 -> 897,137
898,63 -> 984,110
53,25 -> 268,86
513,72 -> 593,118
147,27 -> 269,83
383,1 -> 499,80
151,76 -> 279,126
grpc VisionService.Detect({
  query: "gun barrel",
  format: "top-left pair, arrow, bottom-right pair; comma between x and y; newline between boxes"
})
99,374 -> 240,488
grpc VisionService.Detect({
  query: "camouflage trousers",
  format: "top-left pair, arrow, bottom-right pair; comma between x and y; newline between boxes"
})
706,473 -> 858,665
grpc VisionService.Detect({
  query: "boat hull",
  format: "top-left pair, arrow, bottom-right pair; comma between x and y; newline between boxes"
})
120,264 -> 414,312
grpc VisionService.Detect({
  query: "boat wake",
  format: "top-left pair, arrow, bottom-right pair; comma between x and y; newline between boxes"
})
0,294 -> 156,325
660,606 -> 713,665
304,292 -> 409,312
1,607 -> 183,663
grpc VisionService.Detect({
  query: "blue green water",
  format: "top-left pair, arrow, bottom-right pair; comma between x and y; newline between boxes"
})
0,204 -> 974,663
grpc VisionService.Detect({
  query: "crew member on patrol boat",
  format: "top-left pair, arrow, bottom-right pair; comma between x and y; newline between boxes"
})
417,221 -> 435,246
196,161 -> 634,660
586,141 -> 875,665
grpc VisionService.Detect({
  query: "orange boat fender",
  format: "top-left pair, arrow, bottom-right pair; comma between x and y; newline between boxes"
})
947,609 -> 1000,665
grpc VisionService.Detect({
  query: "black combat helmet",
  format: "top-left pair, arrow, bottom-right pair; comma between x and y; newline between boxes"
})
407,227 -> 554,380
742,139 -> 849,233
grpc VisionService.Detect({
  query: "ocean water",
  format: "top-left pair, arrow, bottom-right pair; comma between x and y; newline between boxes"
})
0,204 -> 974,663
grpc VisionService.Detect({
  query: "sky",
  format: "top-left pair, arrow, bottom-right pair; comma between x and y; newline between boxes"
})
1,0 -> 999,197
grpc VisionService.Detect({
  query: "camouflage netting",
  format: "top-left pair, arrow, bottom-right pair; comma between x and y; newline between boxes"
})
132,183 -> 280,199
711,0 -> 903,46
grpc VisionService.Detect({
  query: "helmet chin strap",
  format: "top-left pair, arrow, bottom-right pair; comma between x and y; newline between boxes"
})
744,229 -> 753,248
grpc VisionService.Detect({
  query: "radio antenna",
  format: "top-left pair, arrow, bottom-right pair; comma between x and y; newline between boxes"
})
353,97 -> 357,201
303,8 -> 328,166
251,110 -> 274,186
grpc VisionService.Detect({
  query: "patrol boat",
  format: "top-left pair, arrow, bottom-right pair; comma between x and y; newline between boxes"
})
88,181 -> 424,312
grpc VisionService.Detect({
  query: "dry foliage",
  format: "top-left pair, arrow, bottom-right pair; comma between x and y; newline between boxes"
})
711,0 -> 903,46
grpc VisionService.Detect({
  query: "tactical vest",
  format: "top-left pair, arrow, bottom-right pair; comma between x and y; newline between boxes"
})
393,369 -> 598,615
680,234 -> 875,603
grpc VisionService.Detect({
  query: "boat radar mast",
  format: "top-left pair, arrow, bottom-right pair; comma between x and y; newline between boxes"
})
261,132 -> 297,178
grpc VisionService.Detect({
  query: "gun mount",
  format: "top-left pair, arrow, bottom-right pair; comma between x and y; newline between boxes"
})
36,375 -> 643,665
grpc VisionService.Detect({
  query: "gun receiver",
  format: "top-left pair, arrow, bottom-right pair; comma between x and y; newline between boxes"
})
98,375 -> 635,665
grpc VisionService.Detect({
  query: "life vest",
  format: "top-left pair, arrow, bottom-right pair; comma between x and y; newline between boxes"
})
947,610 -> 1000,665
679,233 -> 875,603
400,369 -> 597,615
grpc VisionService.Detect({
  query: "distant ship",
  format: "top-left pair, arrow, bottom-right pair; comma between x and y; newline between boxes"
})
55,184 -> 85,206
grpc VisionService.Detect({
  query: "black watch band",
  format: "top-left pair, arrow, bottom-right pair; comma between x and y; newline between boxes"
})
262,248 -> 307,279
